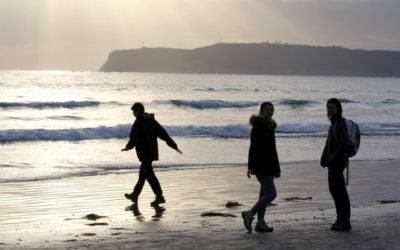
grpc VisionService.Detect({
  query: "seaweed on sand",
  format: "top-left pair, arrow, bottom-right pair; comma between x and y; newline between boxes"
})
225,201 -> 243,208
82,213 -> 108,221
283,197 -> 312,201
81,233 -> 96,236
377,199 -> 400,204
85,222 -> 109,226
65,213 -> 108,221
61,239 -> 77,242
201,212 -> 237,218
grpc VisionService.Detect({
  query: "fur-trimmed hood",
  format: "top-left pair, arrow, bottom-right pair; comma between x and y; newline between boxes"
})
249,114 -> 277,130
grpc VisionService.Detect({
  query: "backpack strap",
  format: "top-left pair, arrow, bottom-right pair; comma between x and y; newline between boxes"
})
346,159 -> 349,186
332,122 -> 339,142
327,134 -> 332,154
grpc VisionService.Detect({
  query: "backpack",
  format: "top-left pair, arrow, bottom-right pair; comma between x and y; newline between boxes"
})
332,118 -> 361,158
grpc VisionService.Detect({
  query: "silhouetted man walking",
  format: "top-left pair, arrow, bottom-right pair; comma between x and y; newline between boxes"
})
122,103 -> 182,206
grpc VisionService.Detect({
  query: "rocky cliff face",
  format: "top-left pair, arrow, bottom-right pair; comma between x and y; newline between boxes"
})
100,43 -> 400,77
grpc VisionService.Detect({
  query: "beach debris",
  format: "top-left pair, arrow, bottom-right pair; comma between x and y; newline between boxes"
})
283,197 -> 312,201
110,228 -> 127,230
111,232 -> 122,236
65,213 -> 108,221
81,233 -> 96,236
61,239 -> 77,242
0,243 -> 6,245
201,212 -> 237,218
225,201 -> 243,208
268,203 -> 278,207
377,199 -> 400,204
85,222 -> 109,226
82,213 -> 108,221
199,220 -> 220,228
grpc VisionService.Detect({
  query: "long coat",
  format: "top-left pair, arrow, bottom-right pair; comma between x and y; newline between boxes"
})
248,115 -> 281,176
126,113 -> 177,162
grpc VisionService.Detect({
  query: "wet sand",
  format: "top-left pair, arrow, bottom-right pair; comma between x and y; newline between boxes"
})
0,160 -> 399,249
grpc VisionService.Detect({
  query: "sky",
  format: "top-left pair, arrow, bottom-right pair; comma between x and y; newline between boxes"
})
0,0 -> 399,71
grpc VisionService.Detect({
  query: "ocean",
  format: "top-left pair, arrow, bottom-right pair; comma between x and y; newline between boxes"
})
1,71 -> 399,183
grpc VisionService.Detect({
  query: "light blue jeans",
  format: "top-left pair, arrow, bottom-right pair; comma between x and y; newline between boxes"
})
250,175 -> 277,221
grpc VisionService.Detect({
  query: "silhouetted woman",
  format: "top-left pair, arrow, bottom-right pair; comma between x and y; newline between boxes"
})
242,102 -> 281,232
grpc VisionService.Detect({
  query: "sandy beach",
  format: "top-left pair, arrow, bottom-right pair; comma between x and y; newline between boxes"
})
1,160 -> 399,250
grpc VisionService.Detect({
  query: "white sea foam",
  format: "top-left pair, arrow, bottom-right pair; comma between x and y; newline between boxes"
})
156,100 -> 259,109
0,101 -> 100,109
1,122 -> 400,142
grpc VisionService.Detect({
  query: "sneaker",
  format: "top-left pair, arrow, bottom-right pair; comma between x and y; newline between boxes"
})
331,221 -> 352,231
255,220 -> 274,232
151,196 -> 166,206
241,211 -> 255,231
124,193 -> 138,203
330,219 -> 340,230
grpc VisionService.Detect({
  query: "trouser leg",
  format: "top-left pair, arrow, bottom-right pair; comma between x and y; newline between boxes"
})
250,175 -> 277,221
328,161 -> 351,223
141,161 -> 163,196
132,164 -> 146,196
328,171 -> 342,221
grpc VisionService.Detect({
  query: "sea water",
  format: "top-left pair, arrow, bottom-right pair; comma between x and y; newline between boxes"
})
1,71 -> 399,183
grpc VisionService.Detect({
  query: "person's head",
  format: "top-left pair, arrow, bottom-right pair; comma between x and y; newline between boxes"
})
131,102 -> 145,117
326,98 -> 342,119
259,102 -> 274,119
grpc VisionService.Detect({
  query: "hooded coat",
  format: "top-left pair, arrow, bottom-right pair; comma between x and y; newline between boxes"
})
126,113 -> 177,162
248,114 -> 281,176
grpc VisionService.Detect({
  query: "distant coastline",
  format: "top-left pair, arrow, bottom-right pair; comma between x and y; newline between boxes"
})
99,43 -> 400,77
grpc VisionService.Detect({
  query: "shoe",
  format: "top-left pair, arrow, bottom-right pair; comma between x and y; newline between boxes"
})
241,211 -> 255,231
331,219 -> 340,230
255,220 -> 274,232
151,196 -> 166,206
124,193 -> 138,203
331,221 -> 352,231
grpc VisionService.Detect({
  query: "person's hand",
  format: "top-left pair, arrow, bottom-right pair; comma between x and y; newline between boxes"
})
176,148 -> 182,154
328,155 -> 334,162
275,172 -> 281,178
121,147 -> 129,152
247,169 -> 253,179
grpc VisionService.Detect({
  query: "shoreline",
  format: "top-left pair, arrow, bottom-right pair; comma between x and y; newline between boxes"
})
2,158 -> 398,185
1,160 -> 399,249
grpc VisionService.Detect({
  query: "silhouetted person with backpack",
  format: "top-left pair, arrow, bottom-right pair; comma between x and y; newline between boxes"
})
320,98 -> 351,231
122,103 -> 182,206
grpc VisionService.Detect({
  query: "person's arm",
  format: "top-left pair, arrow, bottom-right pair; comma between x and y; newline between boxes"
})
121,123 -> 138,151
154,120 -> 182,154
248,125 -> 261,178
271,130 -> 281,178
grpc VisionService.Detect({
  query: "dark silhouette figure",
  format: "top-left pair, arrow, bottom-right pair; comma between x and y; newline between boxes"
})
321,98 -> 351,231
122,103 -> 182,206
242,102 -> 281,233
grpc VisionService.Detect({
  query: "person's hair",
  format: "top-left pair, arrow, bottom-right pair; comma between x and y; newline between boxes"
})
326,98 -> 343,118
259,102 -> 274,114
131,102 -> 145,114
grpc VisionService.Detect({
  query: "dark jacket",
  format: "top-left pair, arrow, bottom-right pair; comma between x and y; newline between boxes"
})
320,118 -> 349,167
126,113 -> 177,162
248,115 -> 281,176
